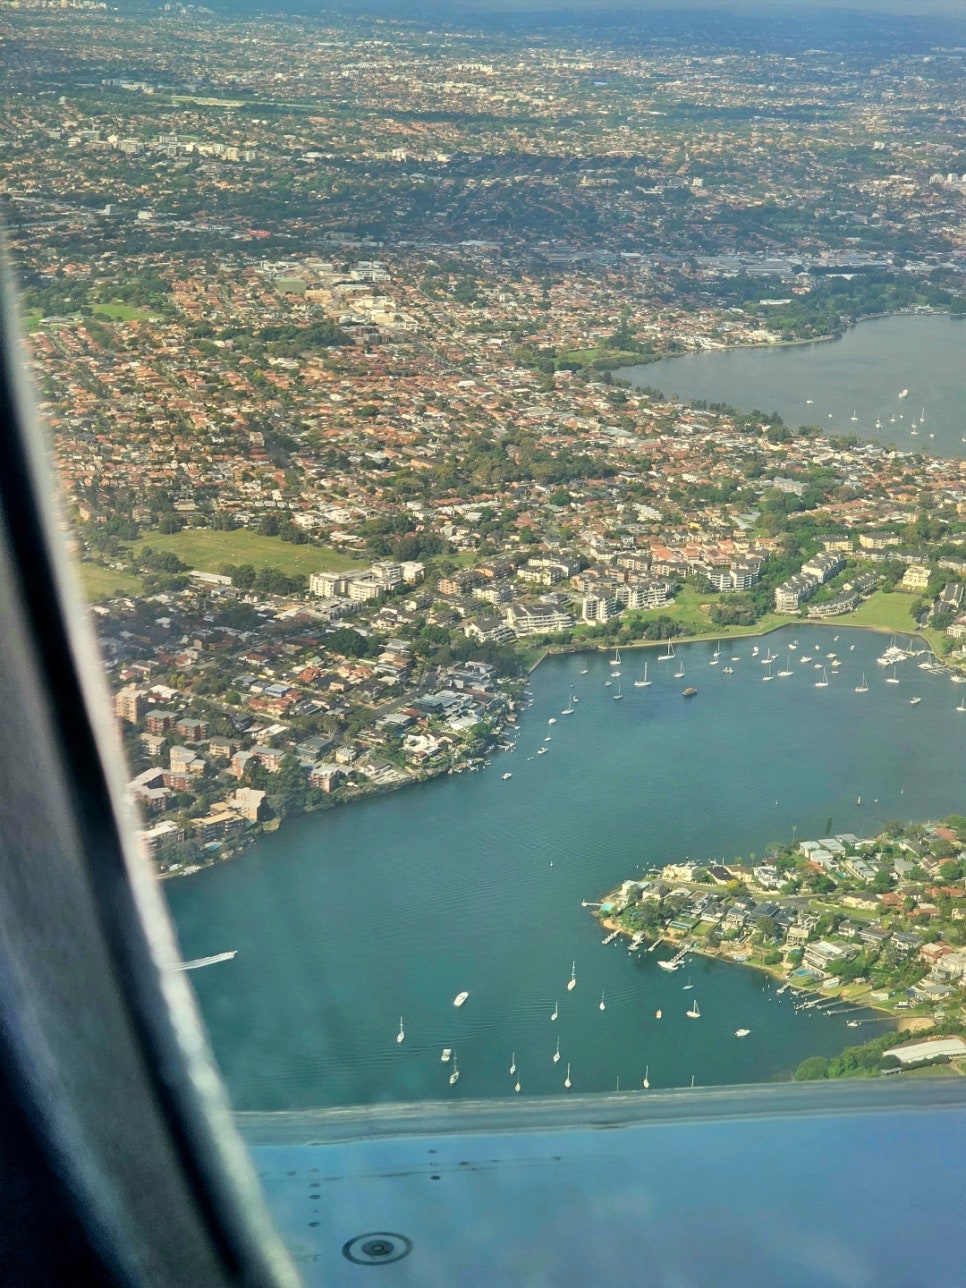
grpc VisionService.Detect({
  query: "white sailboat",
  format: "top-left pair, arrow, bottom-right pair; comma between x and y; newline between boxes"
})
674,659 -> 685,680
396,1016 -> 405,1044
957,696 -> 965,713
599,990 -> 606,1012
682,976 -> 694,991
634,661 -> 651,688
553,1036 -> 561,1064
762,660 -> 773,682
735,1028 -> 751,1038
441,1048 -> 452,1062
886,665 -> 899,685
509,1052 -> 516,1075
561,684 -> 575,715
777,654 -> 793,678
449,1055 -> 460,1085
855,674 -> 869,693
815,667 -> 829,688
610,647 -> 621,666
567,962 -> 576,991
642,1065 -> 650,1088
686,999 -> 701,1019
613,681 -> 623,700
564,1062 -> 572,1089
580,663 -> 589,675
514,1075 -> 521,1093
551,1001 -> 558,1021
659,640 -> 675,662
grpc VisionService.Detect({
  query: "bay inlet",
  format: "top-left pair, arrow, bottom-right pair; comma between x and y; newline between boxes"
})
165,625 -> 965,1111
618,314 -> 966,458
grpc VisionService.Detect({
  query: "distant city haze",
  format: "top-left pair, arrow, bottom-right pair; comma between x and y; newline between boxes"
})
291,1 -> 966,16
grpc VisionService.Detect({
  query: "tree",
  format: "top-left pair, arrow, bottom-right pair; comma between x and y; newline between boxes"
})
871,867 -> 893,894
755,915 -> 777,941
794,1056 -> 830,1081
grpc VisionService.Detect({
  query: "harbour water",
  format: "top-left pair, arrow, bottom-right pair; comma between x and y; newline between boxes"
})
618,314 -> 966,457
165,626 -> 966,1111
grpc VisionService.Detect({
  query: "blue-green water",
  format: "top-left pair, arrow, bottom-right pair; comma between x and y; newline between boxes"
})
165,626 -> 966,1111
619,314 -> 966,456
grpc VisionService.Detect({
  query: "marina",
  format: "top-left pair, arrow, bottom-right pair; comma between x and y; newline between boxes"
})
165,624 -> 966,1111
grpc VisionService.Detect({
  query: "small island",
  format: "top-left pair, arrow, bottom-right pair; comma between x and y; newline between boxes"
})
592,815 -> 966,1081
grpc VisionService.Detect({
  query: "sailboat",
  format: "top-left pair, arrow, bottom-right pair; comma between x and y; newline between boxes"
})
514,1075 -> 521,1093
509,1052 -> 516,1076
553,1036 -> 561,1064
850,409 -> 858,422
777,654 -> 793,678
449,1055 -> 460,1085
682,976 -> 694,991
396,1016 -> 405,1044
564,1062 -> 572,1089
957,696 -> 966,713
561,684 -> 575,715
815,667 -> 829,688
655,1009 -> 662,1019
599,990 -> 606,1012
674,658 -> 685,680
659,640 -> 675,662
886,665 -> 899,685
855,673 -> 869,693
580,663 -> 589,675
551,1001 -> 559,1021
686,999 -> 701,1019
610,647 -> 621,667
762,660 -> 773,682
567,962 -> 576,991
613,681 -> 623,701
642,1065 -> 650,1089
634,661 -> 651,688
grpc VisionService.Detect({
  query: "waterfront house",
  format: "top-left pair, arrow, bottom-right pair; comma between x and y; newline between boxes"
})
803,940 -> 851,973
309,762 -> 345,793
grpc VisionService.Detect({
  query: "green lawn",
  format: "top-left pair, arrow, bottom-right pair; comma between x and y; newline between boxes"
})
131,529 -> 364,578
93,304 -> 160,322
627,584 -> 797,641
80,562 -> 143,602
845,590 -> 921,635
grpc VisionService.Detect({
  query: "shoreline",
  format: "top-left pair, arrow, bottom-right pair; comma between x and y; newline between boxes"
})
170,618 -> 941,880
616,307 -> 956,377
596,913 -> 901,1025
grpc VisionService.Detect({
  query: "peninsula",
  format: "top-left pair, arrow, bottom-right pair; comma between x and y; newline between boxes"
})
593,816 -> 966,1079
